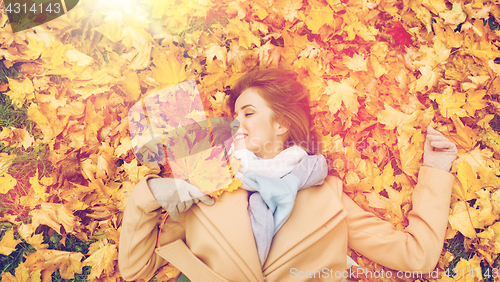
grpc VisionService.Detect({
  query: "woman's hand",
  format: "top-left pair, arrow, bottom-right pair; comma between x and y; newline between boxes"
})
423,126 -> 458,172
147,178 -> 215,221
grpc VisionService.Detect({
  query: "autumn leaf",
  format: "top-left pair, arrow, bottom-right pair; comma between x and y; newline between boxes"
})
29,170 -> 50,202
83,244 -> 118,280
439,2 -> 467,27
386,21 -> 413,47
464,89 -> 488,116
169,145 -> 234,194
17,224 -> 48,250
30,249 -> 84,279
1,262 -> 41,282
449,201 -> 479,238
343,53 -> 368,72
0,173 -> 17,194
376,104 -> 418,130
155,264 -> 181,282
151,49 -> 189,88
429,86 -> 468,118
0,229 -> 21,256
455,160 -> 481,201
30,203 -> 77,234
5,77 -> 35,108
325,78 -> 360,115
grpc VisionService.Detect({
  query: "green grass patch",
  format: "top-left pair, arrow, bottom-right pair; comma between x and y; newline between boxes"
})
0,92 -> 37,136
0,60 -> 21,84
0,223 -> 96,281
0,222 -> 36,276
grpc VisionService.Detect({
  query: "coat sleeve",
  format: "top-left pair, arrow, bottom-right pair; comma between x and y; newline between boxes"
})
118,175 -> 186,281
342,166 -> 454,272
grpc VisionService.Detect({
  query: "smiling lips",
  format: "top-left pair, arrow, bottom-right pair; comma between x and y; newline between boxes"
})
233,133 -> 247,141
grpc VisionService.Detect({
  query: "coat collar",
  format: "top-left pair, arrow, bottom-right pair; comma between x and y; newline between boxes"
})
193,176 -> 346,279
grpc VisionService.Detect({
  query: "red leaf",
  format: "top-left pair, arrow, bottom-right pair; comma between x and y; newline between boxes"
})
386,21 -> 413,47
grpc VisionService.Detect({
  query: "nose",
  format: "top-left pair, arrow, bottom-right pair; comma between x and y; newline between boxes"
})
230,118 -> 240,134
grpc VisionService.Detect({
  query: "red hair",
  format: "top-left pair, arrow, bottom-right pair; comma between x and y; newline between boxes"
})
227,68 -> 321,155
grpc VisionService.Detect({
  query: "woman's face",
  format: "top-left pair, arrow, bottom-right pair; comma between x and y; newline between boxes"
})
231,88 -> 287,159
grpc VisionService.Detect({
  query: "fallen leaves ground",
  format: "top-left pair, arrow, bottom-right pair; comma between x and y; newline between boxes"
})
0,0 -> 500,281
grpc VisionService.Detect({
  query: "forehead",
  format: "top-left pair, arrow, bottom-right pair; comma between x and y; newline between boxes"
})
234,88 -> 269,110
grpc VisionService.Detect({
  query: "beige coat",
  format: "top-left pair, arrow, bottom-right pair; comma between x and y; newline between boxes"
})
118,166 -> 454,281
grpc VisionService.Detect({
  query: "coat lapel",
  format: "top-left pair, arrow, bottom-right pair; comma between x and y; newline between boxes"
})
192,176 -> 347,279
193,188 -> 263,282
263,176 -> 347,272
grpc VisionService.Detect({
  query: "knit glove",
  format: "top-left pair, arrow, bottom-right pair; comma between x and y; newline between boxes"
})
147,178 -> 215,221
423,126 -> 458,172
290,154 -> 328,190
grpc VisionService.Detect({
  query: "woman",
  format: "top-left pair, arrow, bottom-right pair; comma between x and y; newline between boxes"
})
118,69 -> 457,281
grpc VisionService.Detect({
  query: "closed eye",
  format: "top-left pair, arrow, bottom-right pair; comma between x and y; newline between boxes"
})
245,113 -> 254,117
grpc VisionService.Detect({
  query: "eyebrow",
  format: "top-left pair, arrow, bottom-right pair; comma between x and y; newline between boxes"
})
238,104 -> 255,111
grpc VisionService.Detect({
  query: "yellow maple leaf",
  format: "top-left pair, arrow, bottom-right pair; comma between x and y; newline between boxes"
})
29,170 -> 50,202
464,89 -> 488,116
94,19 -> 123,42
0,173 -> 17,194
421,0 -> 448,14
115,136 -> 133,158
155,263 -> 181,282
369,56 -> 388,78
455,160 -> 481,201
35,249 -> 84,279
343,53 -> 368,72
373,164 -> 395,193
228,18 -> 261,49
5,77 -> 35,108
399,141 -> 423,181
306,5 -> 335,34
121,26 -> 153,70
0,229 -> 21,256
30,203 -> 77,234
412,65 -> 440,93
453,256 -> 483,281
66,50 -> 93,67
414,43 -> 451,69
120,70 -> 141,102
445,115 -> 480,151
169,146 -> 234,194
325,78 -> 360,115
206,43 -> 228,70
455,146 -> 500,188
430,86 -> 467,118
122,159 -> 158,183
439,2 -> 467,27
27,103 -> 64,143
275,0 -> 304,22
365,190 -> 404,225
17,224 -> 48,250
151,49 -> 189,88
83,244 -> 118,280
1,262 -> 41,282
449,201 -> 479,238
376,104 -> 418,130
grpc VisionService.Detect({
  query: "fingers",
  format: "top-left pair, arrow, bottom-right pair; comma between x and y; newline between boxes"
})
427,126 -> 443,136
199,195 -> 215,206
186,183 -> 205,198
430,141 -> 456,150
168,207 -> 180,221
